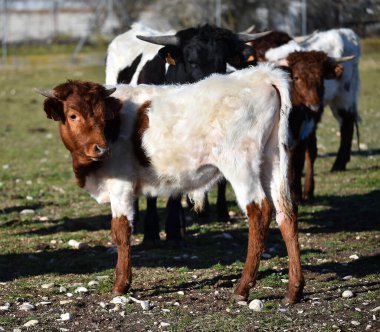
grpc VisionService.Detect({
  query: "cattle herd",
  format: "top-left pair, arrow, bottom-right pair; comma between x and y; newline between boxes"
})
37,22 -> 361,304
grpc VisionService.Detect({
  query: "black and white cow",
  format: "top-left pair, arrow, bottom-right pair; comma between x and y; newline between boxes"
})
105,23 -> 270,244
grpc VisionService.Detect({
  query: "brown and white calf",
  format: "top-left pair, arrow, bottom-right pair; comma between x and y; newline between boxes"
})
38,64 -> 304,304
277,51 -> 352,202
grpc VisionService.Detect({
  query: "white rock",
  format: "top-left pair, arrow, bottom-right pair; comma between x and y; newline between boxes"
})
59,286 -> 67,293
88,280 -> 99,287
68,239 -> 88,249
37,301 -> 52,306
95,275 -> 109,281
59,313 -> 73,321
349,254 -> 359,260
140,300 -> 150,310
20,209 -> 35,215
26,196 -> 33,200
342,275 -> 353,280
177,291 -> 185,296
13,329 -> 21,332
19,302 -> 35,311
351,321 -> 360,326
39,216 -> 49,221
99,302 -> 107,308
41,283 -> 55,289
59,300 -> 73,305
110,296 -> 129,305
23,320 -> 39,327
371,306 -> 380,312
281,279 -> 289,284
342,290 -> 354,298
160,322 -> 170,328
74,286 -> 88,293
0,303 -> 10,311
66,293 -> 73,297
249,299 -> 264,311
162,308 -> 170,313
237,301 -> 247,306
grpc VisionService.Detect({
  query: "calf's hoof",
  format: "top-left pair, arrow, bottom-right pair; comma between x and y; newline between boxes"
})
232,293 -> 247,302
282,282 -> 304,305
112,283 -> 130,295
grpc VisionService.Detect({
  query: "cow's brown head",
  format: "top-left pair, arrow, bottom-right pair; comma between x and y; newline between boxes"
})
37,80 -> 122,186
278,51 -> 351,111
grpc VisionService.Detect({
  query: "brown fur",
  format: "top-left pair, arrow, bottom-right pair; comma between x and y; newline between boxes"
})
285,51 -> 343,202
233,199 -> 273,300
42,80 -> 122,187
111,215 -> 132,294
250,31 -> 292,61
278,205 -> 304,304
286,51 -> 343,108
131,100 -> 151,167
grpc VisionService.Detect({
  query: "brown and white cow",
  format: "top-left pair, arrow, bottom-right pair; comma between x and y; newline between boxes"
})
38,64 -> 304,304
277,51 -> 352,202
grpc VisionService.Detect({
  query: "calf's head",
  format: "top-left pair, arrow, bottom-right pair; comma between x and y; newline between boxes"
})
279,51 -> 349,111
38,80 -> 122,184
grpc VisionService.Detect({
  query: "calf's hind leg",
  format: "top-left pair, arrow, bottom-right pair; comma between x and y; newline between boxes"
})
276,207 -> 304,304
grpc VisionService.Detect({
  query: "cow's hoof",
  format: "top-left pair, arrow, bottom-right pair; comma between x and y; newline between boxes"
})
331,163 -> 346,172
141,239 -> 160,249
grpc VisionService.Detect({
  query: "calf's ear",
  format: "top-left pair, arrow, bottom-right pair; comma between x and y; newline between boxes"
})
43,98 -> 65,122
324,61 -> 344,79
35,88 -> 65,122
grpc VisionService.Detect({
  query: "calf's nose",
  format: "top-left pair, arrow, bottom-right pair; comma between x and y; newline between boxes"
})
95,144 -> 110,157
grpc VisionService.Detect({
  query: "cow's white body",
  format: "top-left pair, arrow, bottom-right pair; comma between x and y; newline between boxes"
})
105,23 -> 174,85
86,64 -> 293,224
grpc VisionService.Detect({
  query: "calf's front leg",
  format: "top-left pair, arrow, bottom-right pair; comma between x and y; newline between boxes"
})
233,198 -> 272,301
111,215 -> 132,294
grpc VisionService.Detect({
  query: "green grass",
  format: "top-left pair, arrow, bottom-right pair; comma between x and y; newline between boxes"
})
0,43 -> 379,331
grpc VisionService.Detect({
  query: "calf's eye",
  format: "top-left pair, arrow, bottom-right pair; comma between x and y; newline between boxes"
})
69,114 -> 77,120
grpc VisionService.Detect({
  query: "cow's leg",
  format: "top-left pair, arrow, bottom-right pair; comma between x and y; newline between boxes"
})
111,215 -> 132,294
187,193 -> 209,223
277,207 -> 304,304
303,131 -> 317,201
216,178 -> 230,222
165,194 -> 184,243
290,142 -> 306,204
131,199 -> 139,233
143,196 -> 160,246
233,198 -> 272,301
332,109 -> 355,172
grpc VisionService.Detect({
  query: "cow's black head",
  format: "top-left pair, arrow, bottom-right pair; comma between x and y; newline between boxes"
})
137,25 -> 268,84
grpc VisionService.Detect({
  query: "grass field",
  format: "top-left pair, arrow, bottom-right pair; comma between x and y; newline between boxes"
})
0,41 -> 379,331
